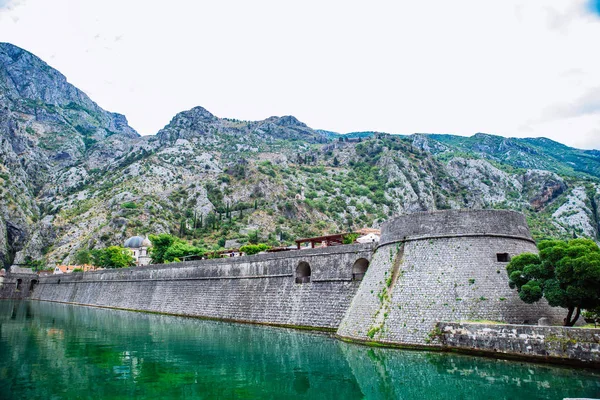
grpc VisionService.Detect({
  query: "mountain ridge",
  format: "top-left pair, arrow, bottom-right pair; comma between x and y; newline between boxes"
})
1,42 -> 599,269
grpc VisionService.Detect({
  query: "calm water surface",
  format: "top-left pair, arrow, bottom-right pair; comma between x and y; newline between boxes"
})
0,300 -> 599,399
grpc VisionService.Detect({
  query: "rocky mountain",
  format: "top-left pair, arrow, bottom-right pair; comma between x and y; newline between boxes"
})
1,42 -> 599,268
422,133 -> 600,178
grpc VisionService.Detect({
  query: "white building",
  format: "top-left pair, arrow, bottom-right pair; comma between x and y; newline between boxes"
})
124,236 -> 152,266
356,233 -> 380,243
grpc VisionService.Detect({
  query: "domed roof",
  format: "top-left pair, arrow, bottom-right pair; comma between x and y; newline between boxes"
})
142,236 -> 152,247
124,236 -> 145,248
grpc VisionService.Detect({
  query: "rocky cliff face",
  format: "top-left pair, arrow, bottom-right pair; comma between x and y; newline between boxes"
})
1,42 -> 599,268
0,42 -> 140,266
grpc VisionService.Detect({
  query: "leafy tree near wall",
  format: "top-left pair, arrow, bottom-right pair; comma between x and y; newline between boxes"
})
74,249 -> 92,265
23,256 -> 47,271
91,246 -> 135,269
148,234 -> 178,264
163,242 -> 205,262
149,233 -> 205,264
506,238 -> 600,326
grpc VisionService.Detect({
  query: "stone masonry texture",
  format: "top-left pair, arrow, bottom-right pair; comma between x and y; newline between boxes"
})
336,210 -> 567,346
439,322 -> 600,367
1,244 -> 374,330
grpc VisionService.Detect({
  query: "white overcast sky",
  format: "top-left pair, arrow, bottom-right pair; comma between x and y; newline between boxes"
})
1,0 -> 600,149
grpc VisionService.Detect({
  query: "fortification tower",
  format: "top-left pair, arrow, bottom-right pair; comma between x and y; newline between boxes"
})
337,209 -> 566,346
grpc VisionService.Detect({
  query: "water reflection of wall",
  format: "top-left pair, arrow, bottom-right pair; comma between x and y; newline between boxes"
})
0,300 -> 365,399
339,342 -> 600,400
2,301 -> 599,400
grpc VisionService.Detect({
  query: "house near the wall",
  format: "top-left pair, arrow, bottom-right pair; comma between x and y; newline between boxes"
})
54,264 -> 96,274
356,233 -> 380,243
356,228 -> 381,244
54,265 -> 74,274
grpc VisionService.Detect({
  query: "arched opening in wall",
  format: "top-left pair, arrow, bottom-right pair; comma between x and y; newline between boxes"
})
57,279 -> 61,284
296,262 -> 311,284
352,258 -> 370,281
29,279 -> 38,292
16,279 -> 22,291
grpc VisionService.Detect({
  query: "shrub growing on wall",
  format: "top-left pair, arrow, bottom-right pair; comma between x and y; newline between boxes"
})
583,307 -> 600,327
506,238 -> 600,326
342,233 -> 359,245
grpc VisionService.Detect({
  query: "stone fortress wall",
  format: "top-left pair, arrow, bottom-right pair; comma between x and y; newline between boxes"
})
337,210 -> 566,346
0,209 -> 574,355
1,243 -> 374,330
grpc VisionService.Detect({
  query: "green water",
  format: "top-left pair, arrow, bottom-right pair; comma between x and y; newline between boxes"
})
0,301 -> 598,400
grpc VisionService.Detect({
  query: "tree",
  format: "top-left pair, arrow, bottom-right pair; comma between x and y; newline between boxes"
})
91,246 -> 135,269
74,249 -> 92,265
506,238 -> 600,326
247,230 -> 260,245
23,256 -> 47,271
149,233 -> 205,264
163,242 -> 205,262
148,234 -> 178,264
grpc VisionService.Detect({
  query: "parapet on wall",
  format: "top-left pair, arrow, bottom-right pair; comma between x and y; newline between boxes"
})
337,210 -> 567,346
13,243 -> 374,330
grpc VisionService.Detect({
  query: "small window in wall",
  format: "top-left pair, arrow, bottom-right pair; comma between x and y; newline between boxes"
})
352,258 -> 370,281
497,253 -> 510,262
16,279 -> 22,291
29,279 -> 38,292
296,262 -> 311,284
57,279 -> 61,284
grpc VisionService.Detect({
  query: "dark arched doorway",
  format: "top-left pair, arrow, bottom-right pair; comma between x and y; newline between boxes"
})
16,279 -> 22,291
29,279 -> 39,292
296,262 -> 311,284
352,258 -> 369,281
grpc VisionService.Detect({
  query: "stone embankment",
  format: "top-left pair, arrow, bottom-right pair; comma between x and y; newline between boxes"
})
437,322 -> 600,368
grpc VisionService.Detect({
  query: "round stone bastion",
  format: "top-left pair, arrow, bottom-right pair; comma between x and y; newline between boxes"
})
336,209 -> 567,347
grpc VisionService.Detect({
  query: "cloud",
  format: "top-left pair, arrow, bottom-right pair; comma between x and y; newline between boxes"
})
579,130 -> 600,150
0,0 -> 20,10
573,89 -> 600,117
544,88 -> 600,119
